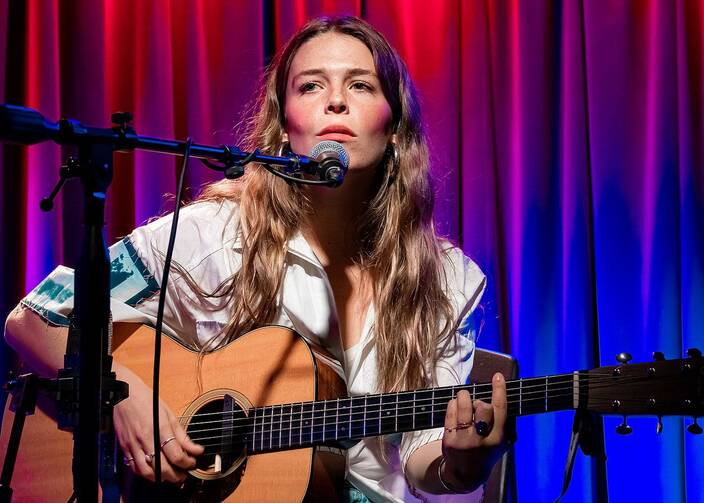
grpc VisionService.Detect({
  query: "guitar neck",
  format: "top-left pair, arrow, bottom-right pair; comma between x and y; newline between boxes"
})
246,373 -> 581,453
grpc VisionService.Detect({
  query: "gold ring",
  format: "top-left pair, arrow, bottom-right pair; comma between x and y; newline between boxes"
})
160,436 -> 177,449
445,421 -> 474,433
145,452 -> 155,464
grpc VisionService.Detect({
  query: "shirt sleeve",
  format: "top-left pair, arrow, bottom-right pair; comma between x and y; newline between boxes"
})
19,200 -> 241,349
399,248 -> 487,471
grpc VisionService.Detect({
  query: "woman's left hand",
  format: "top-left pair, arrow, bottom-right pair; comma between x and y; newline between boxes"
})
440,372 -> 508,492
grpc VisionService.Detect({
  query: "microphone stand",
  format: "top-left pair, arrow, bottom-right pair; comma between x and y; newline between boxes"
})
0,104 -> 337,502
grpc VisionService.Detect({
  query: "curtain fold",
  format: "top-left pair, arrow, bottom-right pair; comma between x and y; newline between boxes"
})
0,1 -> 701,501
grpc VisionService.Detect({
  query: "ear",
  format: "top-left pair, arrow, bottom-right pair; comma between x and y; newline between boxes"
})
390,133 -> 398,146
281,132 -> 289,143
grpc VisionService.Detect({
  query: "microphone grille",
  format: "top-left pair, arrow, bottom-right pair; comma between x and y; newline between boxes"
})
310,140 -> 350,169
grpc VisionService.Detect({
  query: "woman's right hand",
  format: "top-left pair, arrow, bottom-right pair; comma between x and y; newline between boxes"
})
113,365 -> 204,483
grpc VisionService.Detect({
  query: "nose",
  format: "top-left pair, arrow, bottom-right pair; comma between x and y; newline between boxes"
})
326,89 -> 348,114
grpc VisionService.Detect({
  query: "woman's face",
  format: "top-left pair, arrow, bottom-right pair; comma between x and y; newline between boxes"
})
284,32 -> 394,173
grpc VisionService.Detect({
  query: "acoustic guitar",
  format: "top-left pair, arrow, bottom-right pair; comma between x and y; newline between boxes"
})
0,324 -> 702,501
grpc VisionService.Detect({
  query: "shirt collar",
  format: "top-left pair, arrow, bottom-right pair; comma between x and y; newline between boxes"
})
231,228 -> 324,270
286,230 -> 325,269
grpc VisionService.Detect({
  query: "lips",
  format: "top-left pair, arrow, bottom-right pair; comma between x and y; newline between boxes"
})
316,125 -> 356,140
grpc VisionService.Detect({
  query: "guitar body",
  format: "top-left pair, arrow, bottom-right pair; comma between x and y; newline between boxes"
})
0,324 -> 347,502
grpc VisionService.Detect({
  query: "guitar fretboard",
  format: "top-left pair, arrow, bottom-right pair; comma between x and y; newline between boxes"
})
245,374 -> 580,453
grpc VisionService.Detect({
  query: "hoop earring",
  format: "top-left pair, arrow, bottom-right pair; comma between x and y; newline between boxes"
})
388,143 -> 400,170
277,141 -> 290,157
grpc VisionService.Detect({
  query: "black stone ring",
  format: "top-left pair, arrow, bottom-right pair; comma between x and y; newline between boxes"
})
474,420 -> 491,437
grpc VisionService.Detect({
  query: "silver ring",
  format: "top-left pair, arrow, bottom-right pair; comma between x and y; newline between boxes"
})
123,455 -> 134,466
145,452 -> 155,464
160,436 -> 176,449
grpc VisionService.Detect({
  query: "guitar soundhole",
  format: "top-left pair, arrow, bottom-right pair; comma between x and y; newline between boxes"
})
186,397 -> 248,478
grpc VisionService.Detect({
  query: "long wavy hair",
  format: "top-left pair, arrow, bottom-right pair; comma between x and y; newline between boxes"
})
199,16 -> 455,393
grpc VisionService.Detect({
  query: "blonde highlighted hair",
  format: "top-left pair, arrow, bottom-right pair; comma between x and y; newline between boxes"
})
200,16 -> 455,393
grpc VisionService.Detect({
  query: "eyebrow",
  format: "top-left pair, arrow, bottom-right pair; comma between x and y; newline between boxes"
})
291,68 -> 377,82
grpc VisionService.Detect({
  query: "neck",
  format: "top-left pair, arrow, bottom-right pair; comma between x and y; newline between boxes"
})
303,169 -> 378,265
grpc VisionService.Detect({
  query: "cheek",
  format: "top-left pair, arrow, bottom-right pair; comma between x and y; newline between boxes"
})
284,100 -> 315,136
364,101 -> 393,136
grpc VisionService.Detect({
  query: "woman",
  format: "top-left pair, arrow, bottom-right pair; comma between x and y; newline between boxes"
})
4,16 -> 506,501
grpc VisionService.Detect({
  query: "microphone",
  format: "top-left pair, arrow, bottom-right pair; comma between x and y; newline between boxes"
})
310,140 -> 349,187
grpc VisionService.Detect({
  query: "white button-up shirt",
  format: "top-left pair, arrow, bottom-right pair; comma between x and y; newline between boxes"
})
21,200 -> 486,502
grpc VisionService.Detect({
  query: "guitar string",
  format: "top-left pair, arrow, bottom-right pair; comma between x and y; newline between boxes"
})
186,390 -> 681,444
184,380 -> 579,433
175,369 -> 632,422
181,373 -> 687,435
177,371 -> 679,427
175,370 -> 645,423
188,394 -> 683,452
191,390 -> 692,449
182,374 -> 687,443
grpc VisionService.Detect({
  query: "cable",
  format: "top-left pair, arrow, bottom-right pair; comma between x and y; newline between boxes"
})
151,138 -> 193,484
199,147 -> 334,185
260,163 -> 335,186
149,141 -> 329,484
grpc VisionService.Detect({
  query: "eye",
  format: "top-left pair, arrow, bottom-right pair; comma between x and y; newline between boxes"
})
350,81 -> 374,91
298,82 -> 321,93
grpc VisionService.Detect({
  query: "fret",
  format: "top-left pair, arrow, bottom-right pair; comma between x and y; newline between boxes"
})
251,407 -> 258,452
519,379 -> 523,415
269,404 -> 276,450
268,405 -> 275,450
396,391 -> 414,432
290,402 -> 302,446
281,403 -> 292,449
432,387 -> 453,427
431,389 -> 435,427
544,377 -> 548,412
365,395 -> 381,436
323,400 -> 337,441
380,394 -> 397,435
258,406 -> 264,451
412,392 -> 416,430
312,401 -> 325,443
413,390 -> 432,430
547,375 -> 574,413
260,406 -> 269,451
274,404 -> 282,450
337,397 -> 352,440
349,395 -> 366,439
301,402 -> 314,445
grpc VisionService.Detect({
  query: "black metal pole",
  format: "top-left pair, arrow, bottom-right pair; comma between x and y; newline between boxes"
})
73,143 -> 113,502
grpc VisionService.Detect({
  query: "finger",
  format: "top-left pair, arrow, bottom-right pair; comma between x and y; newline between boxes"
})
473,399 -> 494,424
456,389 -> 474,426
161,423 -> 197,470
158,451 -> 187,483
490,372 -> 508,438
131,448 -> 155,482
136,439 -> 183,484
444,395 -> 458,434
472,399 -> 495,438
172,415 -> 205,456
